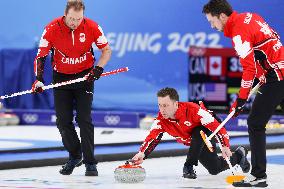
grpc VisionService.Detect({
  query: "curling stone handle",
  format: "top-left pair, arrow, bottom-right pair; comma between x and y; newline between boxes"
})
126,159 -> 135,165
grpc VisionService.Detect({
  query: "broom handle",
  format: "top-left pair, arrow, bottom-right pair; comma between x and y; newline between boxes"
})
207,82 -> 261,140
0,67 -> 129,100
215,136 -> 236,175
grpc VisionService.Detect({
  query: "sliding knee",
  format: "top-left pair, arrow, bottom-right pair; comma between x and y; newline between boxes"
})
207,167 -> 219,175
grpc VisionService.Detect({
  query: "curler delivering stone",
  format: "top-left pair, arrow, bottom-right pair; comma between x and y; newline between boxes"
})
114,160 -> 146,183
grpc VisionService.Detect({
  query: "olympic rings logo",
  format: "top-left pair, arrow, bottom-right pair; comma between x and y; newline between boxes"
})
104,115 -> 120,125
22,114 -> 38,124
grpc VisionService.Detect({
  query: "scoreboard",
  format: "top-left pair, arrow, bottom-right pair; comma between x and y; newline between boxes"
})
188,46 -> 256,113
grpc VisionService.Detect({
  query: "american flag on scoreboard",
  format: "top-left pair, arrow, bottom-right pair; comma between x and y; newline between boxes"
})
204,83 -> 226,101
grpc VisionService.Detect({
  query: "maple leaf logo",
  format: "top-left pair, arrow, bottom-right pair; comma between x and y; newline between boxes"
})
232,35 -> 251,59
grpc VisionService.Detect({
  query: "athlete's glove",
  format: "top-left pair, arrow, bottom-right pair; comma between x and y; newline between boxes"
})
32,80 -> 44,93
86,66 -> 104,82
230,98 -> 246,117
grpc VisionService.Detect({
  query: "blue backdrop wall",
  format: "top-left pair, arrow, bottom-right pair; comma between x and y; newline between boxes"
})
0,0 -> 283,111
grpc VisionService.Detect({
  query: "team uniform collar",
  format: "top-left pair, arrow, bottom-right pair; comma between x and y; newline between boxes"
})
224,11 -> 238,38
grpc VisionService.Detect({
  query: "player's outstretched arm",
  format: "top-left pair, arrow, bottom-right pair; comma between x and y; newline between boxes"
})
132,152 -> 145,165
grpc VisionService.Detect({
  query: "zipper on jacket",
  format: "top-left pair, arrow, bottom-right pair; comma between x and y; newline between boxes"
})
71,30 -> 75,46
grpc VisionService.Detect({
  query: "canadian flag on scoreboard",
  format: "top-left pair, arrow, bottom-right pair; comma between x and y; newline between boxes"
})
208,56 -> 222,76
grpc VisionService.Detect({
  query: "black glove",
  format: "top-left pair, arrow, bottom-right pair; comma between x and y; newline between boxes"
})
230,98 -> 246,117
87,66 -> 104,82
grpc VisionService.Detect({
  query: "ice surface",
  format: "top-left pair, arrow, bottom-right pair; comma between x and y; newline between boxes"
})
0,149 -> 283,189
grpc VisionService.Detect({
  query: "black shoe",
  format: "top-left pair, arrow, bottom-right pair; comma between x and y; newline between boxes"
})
59,158 -> 83,175
183,163 -> 197,179
232,174 -> 268,187
85,163 -> 98,176
235,146 -> 250,173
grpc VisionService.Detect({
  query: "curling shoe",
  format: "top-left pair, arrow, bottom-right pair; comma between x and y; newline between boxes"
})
59,158 -> 83,175
233,174 -> 268,187
183,163 -> 197,179
85,163 -> 98,176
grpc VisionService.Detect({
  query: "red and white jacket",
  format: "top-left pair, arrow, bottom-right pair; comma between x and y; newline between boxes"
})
224,11 -> 284,100
139,102 -> 230,157
34,16 -> 108,78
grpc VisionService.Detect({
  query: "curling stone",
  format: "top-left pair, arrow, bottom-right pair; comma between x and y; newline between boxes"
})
0,113 -> 8,126
139,115 -> 155,130
5,113 -> 20,125
114,160 -> 146,183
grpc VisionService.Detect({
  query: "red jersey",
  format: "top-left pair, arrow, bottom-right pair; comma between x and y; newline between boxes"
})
139,102 -> 230,156
34,16 -> 108,76
224,11 -> 284,100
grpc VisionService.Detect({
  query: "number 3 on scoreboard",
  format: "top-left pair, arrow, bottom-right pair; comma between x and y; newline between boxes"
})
229,57 -> 243,72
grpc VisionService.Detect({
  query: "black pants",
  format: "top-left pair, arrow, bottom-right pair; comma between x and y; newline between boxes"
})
54,81 -> 97,164
185,127 -> 240,175
247,80 -> 284,178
